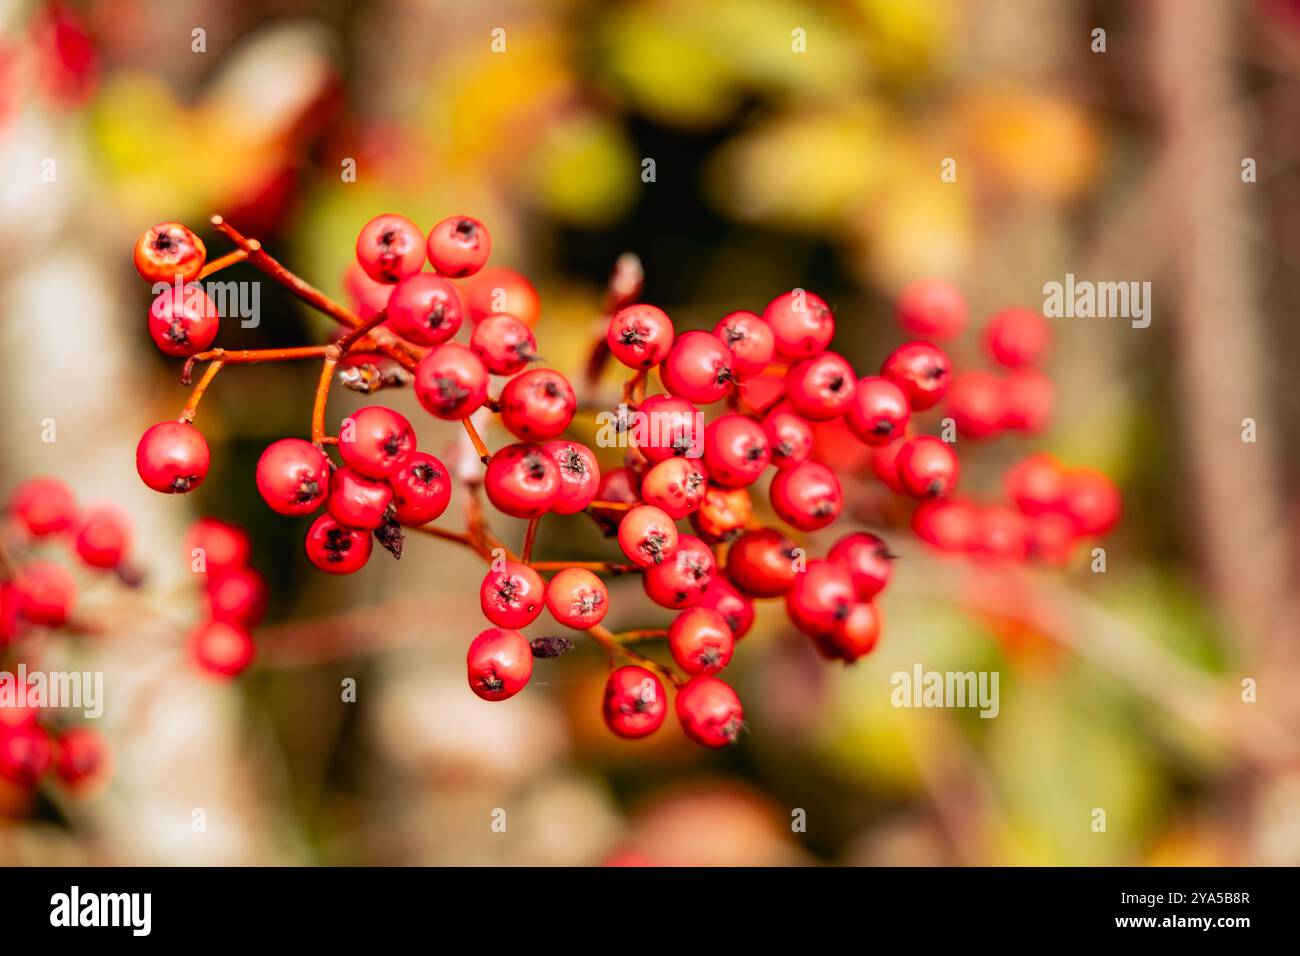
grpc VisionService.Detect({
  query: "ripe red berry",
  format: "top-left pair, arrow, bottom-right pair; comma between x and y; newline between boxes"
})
9,476 -> 77,536
191,618 -> 255,677
1004,453 -> 1066,516
413,343 -> 489,421
53,727 -> 108,791
463,266 -> 541,327
696,577 -> 754,638
727,528 -> 799,597
483,443 -> 561,518
827,531 -> 894,600
870,435 -> 908,493
668,607 -> 734,676
540,440 -> 598,515
640,456 -> 708,519
470,314 -> 537,376
386,273 -> 464,346
911,497 -> 978,552
812,601 -> 881,662
74,505 -> 131,569
659,331 -> 735,404
355,213 -> 426,284
13,560 -> 76,626
479,562 -> 546,628
467,627 -> 533,701
971,506 -> 1033,563
785,559 -> 854,636
946,371 -> 1005,440
618,505 -> 679,568
339,406 -> 416,479
206,565 -> 268,627
769,459 -> 842,531
690,485 -> 751,542
761,405 -> 814,470
603,666 -> 667,738
343,260 -> 394,319
304,514 -> 373,574
895,436 -> 959,499
984,306 -> 1051,368
895,278 -> 967,340
186,517 -> 250,577
134,222 -> 206,283
136,421 -> 210,493
702,414 -> 770,488
880,341 -> 950,411
426,215 -> 491,277
713,310 -> 774,377
148,284 -> 220,356
762,289 -> 834,360
545,567 -> 609,629
608,304 -> 675,369
0,722 -> 52,787
675,676 -> 744,748
845,376 -> 910,446
785,351 -> 857,421
632,395 -> 703,462
642,533 -> 715,608
499,368 -> 576,441
327,466 -> 394,530
1030,512 -> 1078,565
255,438 -> 331,516
1061,468 -> 1122,536
0,584 -> 19,647
999,368 -> 1054,432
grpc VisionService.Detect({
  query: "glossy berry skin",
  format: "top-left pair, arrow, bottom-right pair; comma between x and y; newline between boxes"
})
984,307 -> 1051,367
500,369 -> 576,441
870,436 -> 908,493
186,518 -> 250,576
355,213 -> 426,284
463,266 -> 541,327
191,619 -> 255,678
304,514 -> 373,574
603,666 -> 667,738
136,421 -> 210,494
1004,454 -> 1066,517
785,559 -> 854,636
668,607 -> 734,676
545,568 -> 609,629
702,414 -> 770,488
426,215 -> 491,277
608,304 -> 674,370
467,627 -> 533,701
769,460 -> 842,531
386,273 -> 464,346
846,376 -> 910,447
542,440 -> 600,515
999,368 -> 1054,432
10,477 -> 77,536
642,533 -> 715,609
727,528 -> 799,597
761,405 -> 814,470
659,331 -> 734,404
470,314 -> 537,376
972,506 -> 1033,563
762,289 -> 834,360
255,438 -> 330,516
414,343 -> 489,421
828,532 -> 893,600
327,467 -> 394,530
1061,468 -> 1122,536
148,284 -> 219,357
911,497 -> 978,552
675,676 -> 744,748
632,395 -> 703,462
895,436 -> 959,499
339,406 -> 415,479
895,278 -> 967,341
480,562 -> 546,629
713,310 -> 774,377
618,505 -> 679,569
696,577 -> 754,638
0,722 -> 52,787
483,443 -> 561,518
344,260 -> 394,320
13,561 -> 76,626
134,222 -> 206,283
640,456 -> 708,519
947,371 -> 1005,440
206,566 -> 268,628
785,352 -> 857,421
74,506 -> 131,569
53,727 -> 108,791
812,602 -> 881,663
690,485 -> 751,542
880,341 -> 950,411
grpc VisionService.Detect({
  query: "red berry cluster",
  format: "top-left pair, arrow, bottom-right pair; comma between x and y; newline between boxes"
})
185,518 -> 266,677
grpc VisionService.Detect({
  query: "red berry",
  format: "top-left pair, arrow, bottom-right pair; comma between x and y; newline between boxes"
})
870,435 -> 908,493
0,722 -> 52,787
947,371 -> 1005,439
762,289 -> 834,360
675,676 -> 744,748
1061,468 -> 1122,536
845,376 -> 910,447
185,518 -> 251,577
713,310 -> 773,377
659,331 -> 734,404
414,342 -> 489,420
133,222 -> 206,283
386,273 -> 464,346
191,618 -> 255,677
483,443 -> 561,518
608,304 -> 675,370
640,456 -> 708,519
467,627 -> 533,701
0,583 -> 22,647
668,607 -> 734,676
727,528 -> 799,597
53,727 -> 108,791
9,476 -> 77,536
642,533 -> 715,608
972,506 -> 1033,563
618,505 -> 679,569
812,601 -> 881,662
690,485 -> 752,542
632,395 -> 703,462
304,514 -> 373,574
827,532 -> 893,600
911,497 -> 978,552
999,368 -> 1054,432
470,314 -> 537,376
702,414 -> 770,488
13,560 -> 76,626
479,562 -> 546,629
545,567 -> 609,629
784,351 -> 857,421
389,454 -> 453,525
542,440 -> 600,515
603,666 -> 667,739
984,306 -> 1051,367
355,213 -> 425,284
769,459 -> 842,531
136,421 -> 210,493
1030,512 -> 1078,565
426,215 -> 491,278
696,577 -> 754,638
255,438 -> 331,516
499,368 -> 576,441
895,278 -> 967,340
785,559 -> 854,636
761,405 -> 814,470
74,505 -> 131,569
343,260 -> 394,319
206,565 -> 268,627
148,283 -> 220,357
880,341 -> 950,411
1004,453 -> 1067,516
339,406 -> 416,479
462,266 -> 541,327
895,436 -> 959,499
326,466 -> 394,530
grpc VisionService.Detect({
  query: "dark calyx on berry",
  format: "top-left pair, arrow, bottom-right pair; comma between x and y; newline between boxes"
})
873,419 -> 894,436
433,376 -> 470,409
560,449 -> 587,476
644,532 -> 667,564
172,475 -> 200,492
496,578 -> 520,602
324,527 -> 355,560
168,320 -> 189,345
524,454 -> 549,480
295,478 -> 321,503
745,445 -> 765,462
529,636 -> 574,658
412,461 -> 442,485
685,472 -> 705,492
